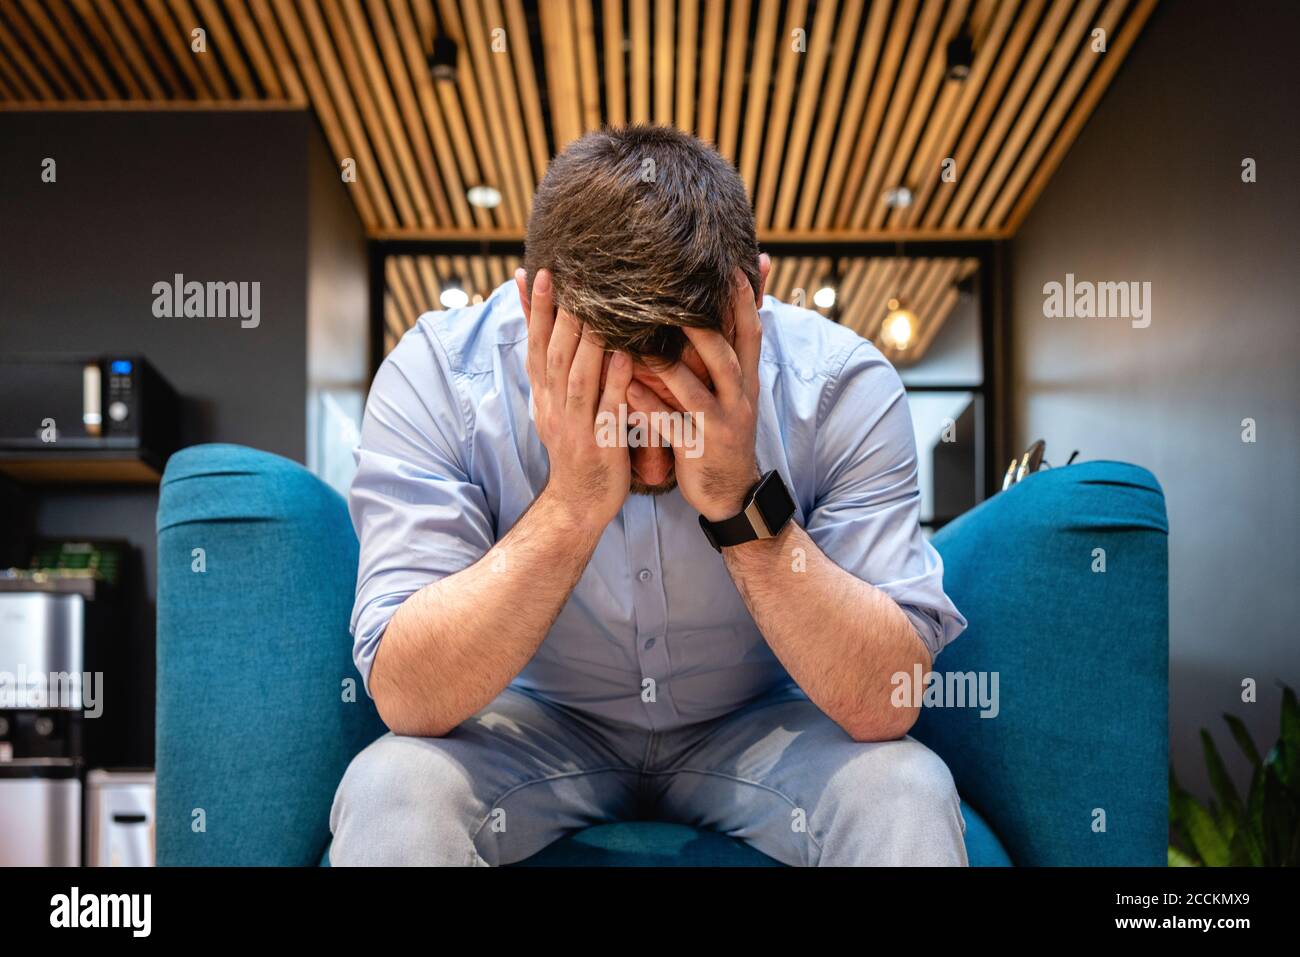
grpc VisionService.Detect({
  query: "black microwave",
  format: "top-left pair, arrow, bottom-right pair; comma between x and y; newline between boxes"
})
0,356 -> 181,474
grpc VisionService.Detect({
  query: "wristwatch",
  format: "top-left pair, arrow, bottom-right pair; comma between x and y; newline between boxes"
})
698,470 -> 796,552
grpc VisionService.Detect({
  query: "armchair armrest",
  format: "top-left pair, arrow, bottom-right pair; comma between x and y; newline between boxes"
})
913,460 -> 1169,865
156,444 -> 385,865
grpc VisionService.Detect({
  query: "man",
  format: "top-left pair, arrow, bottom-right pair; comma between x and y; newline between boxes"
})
331,125 -> 968,866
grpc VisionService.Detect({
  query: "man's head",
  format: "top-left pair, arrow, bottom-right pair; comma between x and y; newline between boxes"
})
523,125 -> 767,493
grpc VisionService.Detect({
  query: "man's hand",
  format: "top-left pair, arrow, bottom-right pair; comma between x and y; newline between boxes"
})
518,268 -> 633,531
628,268 -> 763,521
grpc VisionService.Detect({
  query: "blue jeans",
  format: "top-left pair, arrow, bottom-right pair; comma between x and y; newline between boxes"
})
329,683 -> 968,866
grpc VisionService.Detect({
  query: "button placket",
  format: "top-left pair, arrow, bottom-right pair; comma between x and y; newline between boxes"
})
623,494 -> 677,727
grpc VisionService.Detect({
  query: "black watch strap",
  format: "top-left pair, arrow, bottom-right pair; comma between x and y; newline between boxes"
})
698,470 -> 796,552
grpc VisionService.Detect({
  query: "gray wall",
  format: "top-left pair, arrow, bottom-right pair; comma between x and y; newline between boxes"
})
0,107 -> 366,598
306,115 -> 370,394
0,108 -> 367,762
1,108 -> 315,459
1009,0 -> 1300,798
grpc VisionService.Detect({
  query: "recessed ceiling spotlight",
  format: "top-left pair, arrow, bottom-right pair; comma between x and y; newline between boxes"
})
429,35 -> 458,83
813,285 -> 837,309
440,280 -> 469,309
466,184 -> 502,209
883,186 -> 913,209
946,29 -> 974,82
881,298 -> 916,350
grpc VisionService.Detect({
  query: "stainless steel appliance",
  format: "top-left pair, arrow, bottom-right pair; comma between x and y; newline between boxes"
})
0,542 -> 142,865
85,769 -> 155,867
0,760 -> 81,866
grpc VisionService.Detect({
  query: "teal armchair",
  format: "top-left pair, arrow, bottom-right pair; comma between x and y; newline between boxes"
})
156,444 -> 1167,866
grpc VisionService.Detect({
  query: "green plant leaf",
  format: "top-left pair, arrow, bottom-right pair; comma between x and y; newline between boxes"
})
1228,817 -> 1262,866
1247,762 -> 1268,856
1261,763 -> 1300,866
1178,790 -> 1231,866
1223,713 -> 1262,768
1261,767 -> 1293,866
1168,773 -> 1197,857
1281,686 -> 1299,749
1175,687 -> 1300,867
1175,780 -> 1190,842
1201,729 -> 1244,829
1167,846 -> 1200,867
1276,686 -> 1300,794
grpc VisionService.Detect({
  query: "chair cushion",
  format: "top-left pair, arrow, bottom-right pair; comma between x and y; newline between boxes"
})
513,822 -> 780,867
508,802 -> 1010,867
321,803 -> 1010,867
963,803 -> 1013,867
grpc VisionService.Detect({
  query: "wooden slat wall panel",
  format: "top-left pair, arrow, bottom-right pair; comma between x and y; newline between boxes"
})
867,0 -> 972,228
225,0 -> 283,98
143,0 -> 213,97
753,0 -> 811,228
653,0 -> 673,126
629,0 -> 650,124
673,0 -> 696,132
2,0 -> 1153,244
601,0 -> 626,127
504,0 -> 550,180
463,0 -> 533,216
715,0 -> 751,162
771,0 -> 850,230
15,2 -> 95,98
892,0 -> 1019,228
95,1 -> 166,97
1003,0 -> 1157,232
847,0 -> 951,228
193,0 -> 257,96
694,0 -> 723,143
572,0 -> 602,133
737,0 -> 780,197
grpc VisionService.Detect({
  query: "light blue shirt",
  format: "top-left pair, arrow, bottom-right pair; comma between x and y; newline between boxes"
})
349,281 -> 966,731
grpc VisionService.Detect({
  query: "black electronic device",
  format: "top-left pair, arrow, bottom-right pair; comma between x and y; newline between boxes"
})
0,355 -> 181,482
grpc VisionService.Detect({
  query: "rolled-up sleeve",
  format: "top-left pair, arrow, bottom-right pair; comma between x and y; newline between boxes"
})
804,342 -> 967,660
348,328 -> 495,692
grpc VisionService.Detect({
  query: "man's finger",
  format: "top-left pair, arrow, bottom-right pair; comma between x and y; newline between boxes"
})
546,307 -> 583,394
656,356 -> 719,417
599,351 -> 634,417
626,380 -> 683,449
567,325 -> 605,415
514,267 -> 531,325
731,268 -> 763,405
680,325 -> 743,406
525,269 -> 555,389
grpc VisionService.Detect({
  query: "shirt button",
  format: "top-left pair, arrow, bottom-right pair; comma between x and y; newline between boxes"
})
644,637 -> 657,650
637,568 -> 653,583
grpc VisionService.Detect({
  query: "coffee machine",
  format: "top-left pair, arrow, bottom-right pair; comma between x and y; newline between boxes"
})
0,540 -> 143,866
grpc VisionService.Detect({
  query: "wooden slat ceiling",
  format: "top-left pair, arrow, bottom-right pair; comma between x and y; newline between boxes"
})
382,252 -> 521,352
384,253 -> 977,364
1,0 -> 1156,241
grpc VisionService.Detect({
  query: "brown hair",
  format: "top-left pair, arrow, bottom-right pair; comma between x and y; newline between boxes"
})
524,125 -> 759,363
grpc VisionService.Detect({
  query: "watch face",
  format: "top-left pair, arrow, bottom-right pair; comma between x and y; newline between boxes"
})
753,470 -> 796,534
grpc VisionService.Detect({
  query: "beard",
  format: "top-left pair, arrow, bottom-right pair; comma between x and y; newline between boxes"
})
629,443 -> 677,495
630,471 -> 677,496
